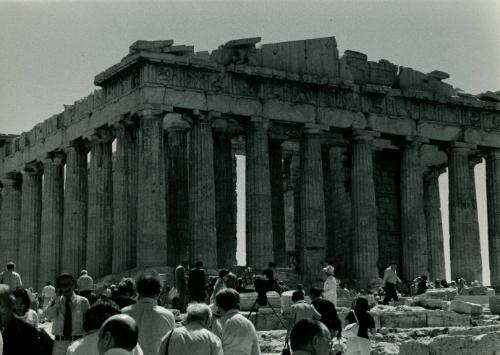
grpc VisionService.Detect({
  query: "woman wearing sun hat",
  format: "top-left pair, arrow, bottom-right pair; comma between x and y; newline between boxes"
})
323,265 -> 337,306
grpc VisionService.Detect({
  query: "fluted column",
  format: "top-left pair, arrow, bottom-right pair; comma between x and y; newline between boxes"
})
351,131 -> 379,285
469,155 -> 482,282
40,153 -> 65,284
424,167 -> 446,281
112,123 -> 137,273
19,164 -> 42,288
137,110 -> 167,267
269,140 -> 287,267
448,143 -> 482,282
246,117 -> 273,269
87,134 -> 113,277
400,138 -> 428,282
487,150 -> 500,290
0,173 -> 22,269
299,127 -> 327,287
213,119 -> 237,268
165,113 -> 190,266
189,113 -> 217,267
62,141 -> 88,277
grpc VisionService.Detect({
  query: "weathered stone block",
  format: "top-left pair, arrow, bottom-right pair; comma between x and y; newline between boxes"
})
450,300 -> 483,315
425,310 -> 471,327
455,295 -> 491,305
421,288 -> 457,301
489,296 -> 500,315
399,340 -> 430,355
379,311 -> 427,328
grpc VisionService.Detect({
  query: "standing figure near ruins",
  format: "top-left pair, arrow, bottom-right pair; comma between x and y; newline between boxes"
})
175,260 -> 189,312
76,270 -> 94,303
344,296 -> 376,355
210,269 -> 229,304
188,261 -> 207,303
0,262 -> 22,291
381,262 -> 401,305
322,265 -> 337,306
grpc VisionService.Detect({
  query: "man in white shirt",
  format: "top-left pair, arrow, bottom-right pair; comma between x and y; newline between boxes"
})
382,262 -> 402,305
122,275 -> 175,355
0,262 -> 22,290
213,288 -> 260,355
158,303 -> 222,355
97,314 -> 138,355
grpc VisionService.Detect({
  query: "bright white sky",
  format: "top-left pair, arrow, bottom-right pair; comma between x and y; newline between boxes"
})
0,0 -> 499,282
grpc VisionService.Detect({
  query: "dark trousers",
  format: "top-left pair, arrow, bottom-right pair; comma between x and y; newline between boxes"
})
382,282 -> 398,304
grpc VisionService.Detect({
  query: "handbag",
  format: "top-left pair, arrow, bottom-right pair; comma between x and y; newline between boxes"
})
343,310 -> 359,338
281,336 -> 291,355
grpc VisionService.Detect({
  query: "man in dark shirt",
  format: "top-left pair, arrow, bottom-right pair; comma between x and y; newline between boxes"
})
188,261 -> 207,303
309,287 -> 342,339
0,284 -> 38,355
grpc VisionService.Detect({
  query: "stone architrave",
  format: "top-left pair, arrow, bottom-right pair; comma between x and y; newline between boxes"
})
62,141 -> 88,277
137,109 -> 168,267
87,134 -> 113,277
40,153 -> 65,285
19,164 -> 42,288
486,150 -> 500,291
351,131 -> 380,285
0,173 -> 22,269
246,116 -> 274,269
400,138 -> 428,283
299,126 -> 327,287
188,113 -> 217,267
448,143 -> 482,282
112,123 -> 137,273
269,139 -> 287,267
165,113 -> 190,266
213,119 -> 238,268
423,167 -> 446,281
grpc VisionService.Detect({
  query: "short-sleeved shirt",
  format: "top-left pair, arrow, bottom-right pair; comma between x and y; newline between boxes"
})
311,298 -> 341,332
158,323 -> 223,355
345,310 -> 375,339
290,301 -> 321,324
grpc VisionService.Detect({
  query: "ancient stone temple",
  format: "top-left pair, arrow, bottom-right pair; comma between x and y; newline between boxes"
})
1,37 -> 500,289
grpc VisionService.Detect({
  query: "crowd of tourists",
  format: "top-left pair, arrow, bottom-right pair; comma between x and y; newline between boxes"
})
4,259 -> 457,355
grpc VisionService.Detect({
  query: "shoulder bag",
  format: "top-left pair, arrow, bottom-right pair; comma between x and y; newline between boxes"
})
343,311 -> 359,339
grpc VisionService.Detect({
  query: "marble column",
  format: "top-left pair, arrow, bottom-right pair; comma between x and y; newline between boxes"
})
0,173 -> 22,269
469,155 -> 482,282
19,164 -> 42,288
424,167 -> 446,281
40,153 -> 65,284
448,143 -> 482,282
62,141 -> 88,277
189,113 -> 217,267
400,139 -> 428,282
351,132 -> 379,285
112,124 -> 137,273
246,117 -> 273,269
87,135 -> 113,277
299,127 -> 327,287
269,140 -> 287,267
165,113 -> 190,266
213,120 -> 237,268
487,150 -> 500,290
137,110 -> 167,267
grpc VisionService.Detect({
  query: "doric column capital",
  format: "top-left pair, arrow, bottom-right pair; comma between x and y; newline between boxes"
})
43,151 -> 66,166
450,141 -> 477,155
423,164 -> 446,180
163,113 -> 191,132
23,162 -> 43,176
405,135 -> 429,149
136,108 -> 167,120
1,172 -> 21,186
89,129 -> 114,144
64,138 -> 89,155
303,123 -> 328,136
352,129 -> 380,144
249,116 -> 271,130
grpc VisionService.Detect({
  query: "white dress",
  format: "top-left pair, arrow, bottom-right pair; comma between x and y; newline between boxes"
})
323,275 -> 337,306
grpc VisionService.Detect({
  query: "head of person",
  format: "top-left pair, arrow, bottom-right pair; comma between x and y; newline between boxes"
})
215,288 -> 240,314
81,270 -> 88,276
116,278 -> 136,298
56,273 -> 76,298
353,296 -> 370,315
290,319 -> 332,355
441,280 -> 448,287
83,299 -> 121,332
185,303 -> 212,327
12,288 -> 30,316
292,290 -> 305,303
323,265 -> 334,277
309,287 -> 322,301
6,262 -> 15,271
268,262 -> 276,270
421,275 -> 427,282
389,262 -> 397,270
46,281 -> 52,286
195,261 -> 203,268
0,285 -> 14,327
97,314 -> 138,355
219,269 -> 229,280
181,259 -> 188,267
136,274 -> 162,299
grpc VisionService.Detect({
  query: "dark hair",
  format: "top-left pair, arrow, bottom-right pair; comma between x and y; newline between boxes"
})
309,287 -> 321,298
46,281 -> 51,285
56,273 -> 76,289
219,269 -> 229,278
292,290 -> 304,302
353,296 -> 370,315
116,278 -> 136,297
421,275 -> 428,281
83,299 -> 121,332
195,261 -> 203,268
290,319 -> 326,351
268,262 -> 276,268
215,288 -> 240,311
13,288 -> 30,313
100,315 -> 138,351
136,274 -> 162,298
6,262 -> 15,270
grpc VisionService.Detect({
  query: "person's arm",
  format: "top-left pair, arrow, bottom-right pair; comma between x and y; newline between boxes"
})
250,330 -> 261,355
382,270 -> 389,284
17,273 -> 23,288
311,305 -> 322,320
